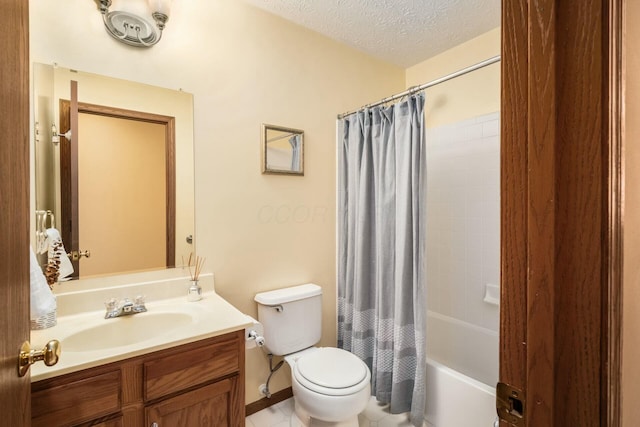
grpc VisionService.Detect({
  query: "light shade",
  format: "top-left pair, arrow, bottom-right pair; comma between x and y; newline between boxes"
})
148,0 -> 171,16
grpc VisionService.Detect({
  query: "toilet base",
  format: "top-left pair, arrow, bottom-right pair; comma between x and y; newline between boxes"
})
290,401 -> 360,427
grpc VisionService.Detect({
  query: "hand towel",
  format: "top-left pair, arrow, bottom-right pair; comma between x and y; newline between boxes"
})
45,228 -> 74,280
30,246 -> 56,320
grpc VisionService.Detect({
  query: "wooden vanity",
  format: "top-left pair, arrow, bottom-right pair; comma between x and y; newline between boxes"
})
31,330 -> 245,427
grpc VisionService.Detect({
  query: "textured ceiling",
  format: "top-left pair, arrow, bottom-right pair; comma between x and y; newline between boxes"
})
242,0 -> 500,68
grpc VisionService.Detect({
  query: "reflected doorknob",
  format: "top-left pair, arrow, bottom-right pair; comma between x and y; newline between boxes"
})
67,250 -> 91,261
18,340 -> 61,377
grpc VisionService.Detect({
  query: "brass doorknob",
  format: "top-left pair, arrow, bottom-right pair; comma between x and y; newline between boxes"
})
18,340 -> 61,377
67,250 -> 91,261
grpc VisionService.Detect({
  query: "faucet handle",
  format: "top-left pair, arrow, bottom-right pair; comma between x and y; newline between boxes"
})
132,295 -> 148,313
104,298 -> 117,311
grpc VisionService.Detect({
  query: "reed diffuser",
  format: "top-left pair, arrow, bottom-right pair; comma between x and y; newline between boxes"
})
185,253 -> 205,301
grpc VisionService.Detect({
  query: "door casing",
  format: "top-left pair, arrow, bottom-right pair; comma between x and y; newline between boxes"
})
500,0 -> 623,425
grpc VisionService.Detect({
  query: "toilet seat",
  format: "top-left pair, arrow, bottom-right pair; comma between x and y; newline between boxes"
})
293,348 -> 370,396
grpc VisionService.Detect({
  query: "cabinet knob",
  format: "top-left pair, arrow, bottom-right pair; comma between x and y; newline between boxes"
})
17,340 -> 61,377
151,423 -> 159,427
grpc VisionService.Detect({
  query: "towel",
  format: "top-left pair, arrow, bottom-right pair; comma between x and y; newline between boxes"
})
45,228 -> 74,280
30,246 -> 56,320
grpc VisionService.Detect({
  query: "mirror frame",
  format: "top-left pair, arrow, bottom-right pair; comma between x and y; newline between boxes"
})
261,123 -> 304,176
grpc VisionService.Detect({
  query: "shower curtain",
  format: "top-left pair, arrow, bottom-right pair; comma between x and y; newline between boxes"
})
338,93 -> 426,427
289,134 -> 301,172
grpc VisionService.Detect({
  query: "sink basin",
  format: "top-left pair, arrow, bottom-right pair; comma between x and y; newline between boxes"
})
62,312 -> 194,352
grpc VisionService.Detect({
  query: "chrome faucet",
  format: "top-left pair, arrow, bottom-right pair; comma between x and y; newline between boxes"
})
104,296 -> 147,319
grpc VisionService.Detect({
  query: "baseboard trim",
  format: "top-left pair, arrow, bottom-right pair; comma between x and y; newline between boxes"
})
245,387 -> 294,417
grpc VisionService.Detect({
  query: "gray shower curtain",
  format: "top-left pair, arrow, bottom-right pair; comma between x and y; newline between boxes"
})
338,93 -> 426,427
289,134 -> 301,172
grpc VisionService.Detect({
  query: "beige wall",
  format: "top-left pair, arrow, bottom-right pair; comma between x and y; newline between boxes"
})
623,2 -> 640,425
406,27 -> 500,128
30,0 -> 405,403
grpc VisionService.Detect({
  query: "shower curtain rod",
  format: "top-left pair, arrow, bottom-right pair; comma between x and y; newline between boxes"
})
337,55 -> 501,119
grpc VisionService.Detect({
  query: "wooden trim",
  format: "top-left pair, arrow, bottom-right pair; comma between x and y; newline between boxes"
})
164,117 -> 176,268
245,387 -> 293,417
502,0 -> 616,425
500,0 -> 528,397
526,1 -> 558,424
70,82 -> 80,275
59,101 -> 176,271
0,0 -> 30,425
603,0 -> 624,425
59,99 -> 75,275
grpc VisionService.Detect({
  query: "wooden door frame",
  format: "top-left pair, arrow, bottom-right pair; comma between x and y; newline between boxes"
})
603,1 -> 624,425
500,0 -> 623,425
59,101 -> 177,274
0,0 -> 30,425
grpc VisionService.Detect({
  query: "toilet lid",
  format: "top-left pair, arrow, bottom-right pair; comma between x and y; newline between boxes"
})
295,347 -> 368,389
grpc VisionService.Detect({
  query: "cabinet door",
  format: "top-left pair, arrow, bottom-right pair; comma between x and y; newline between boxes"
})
146,377 -> 242,427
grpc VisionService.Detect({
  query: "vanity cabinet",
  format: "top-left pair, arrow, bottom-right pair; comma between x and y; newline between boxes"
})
31,330 -> 245,427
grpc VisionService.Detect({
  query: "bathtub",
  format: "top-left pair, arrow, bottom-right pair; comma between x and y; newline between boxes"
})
425,358 -> 496,427
424,311 -> 498,426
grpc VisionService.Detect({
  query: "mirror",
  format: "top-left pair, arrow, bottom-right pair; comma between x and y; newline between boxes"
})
33,63 -> 195,280
261,124 -> 304,175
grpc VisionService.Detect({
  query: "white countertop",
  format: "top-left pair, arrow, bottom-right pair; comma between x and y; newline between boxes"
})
30,273 -> 251,382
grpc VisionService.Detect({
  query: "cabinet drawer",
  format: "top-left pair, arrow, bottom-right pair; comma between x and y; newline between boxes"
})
144,335 -> 240,401
32,370 -> 121,427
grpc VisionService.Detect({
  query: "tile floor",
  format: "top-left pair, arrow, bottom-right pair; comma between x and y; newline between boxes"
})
246,396 -> 429,427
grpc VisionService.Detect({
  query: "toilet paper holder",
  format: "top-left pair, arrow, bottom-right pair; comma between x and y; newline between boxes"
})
244,315 -> 265,349
248,329 -> 265,347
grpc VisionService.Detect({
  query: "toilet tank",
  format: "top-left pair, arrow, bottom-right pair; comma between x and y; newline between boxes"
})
254,283 -> 322,356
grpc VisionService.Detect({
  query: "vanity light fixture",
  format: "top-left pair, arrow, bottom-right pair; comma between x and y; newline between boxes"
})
97,0 -> 172,48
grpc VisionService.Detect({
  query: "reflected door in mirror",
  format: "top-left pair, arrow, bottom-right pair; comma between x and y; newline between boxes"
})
60,101 -> 176,279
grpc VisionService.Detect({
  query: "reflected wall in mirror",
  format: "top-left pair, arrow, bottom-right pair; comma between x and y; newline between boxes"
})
33,63 -> 195,280
261,124 -> 304,175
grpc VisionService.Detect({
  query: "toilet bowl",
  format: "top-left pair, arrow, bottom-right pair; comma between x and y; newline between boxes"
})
285,347 -> 371,426
254,284 -> 372,426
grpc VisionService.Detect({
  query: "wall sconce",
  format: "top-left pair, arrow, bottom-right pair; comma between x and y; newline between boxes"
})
97,0 -> 172,48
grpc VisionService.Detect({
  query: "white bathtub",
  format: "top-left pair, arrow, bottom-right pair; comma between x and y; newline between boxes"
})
424,311 -> 498,426
425,358 -> 496,427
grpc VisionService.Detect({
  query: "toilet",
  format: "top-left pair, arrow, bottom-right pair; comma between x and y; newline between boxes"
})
255,284 -> 371,427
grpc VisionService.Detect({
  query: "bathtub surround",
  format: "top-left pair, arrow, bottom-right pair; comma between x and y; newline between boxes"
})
338,93 -> 427,426
425,112 -> 500,387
